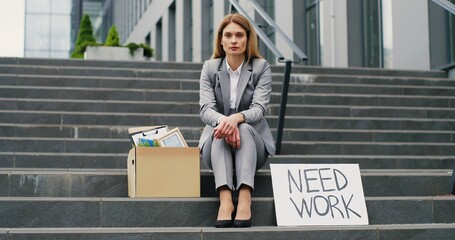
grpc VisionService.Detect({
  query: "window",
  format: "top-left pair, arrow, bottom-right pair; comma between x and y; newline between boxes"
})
450,0 -> 455,62
363,0 -> 383,67
156,19 -> 162,61
24,0 -> 72,58
305,1 -> 321,66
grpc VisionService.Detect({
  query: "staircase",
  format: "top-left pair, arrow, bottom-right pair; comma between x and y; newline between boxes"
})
0,57 -> 454,239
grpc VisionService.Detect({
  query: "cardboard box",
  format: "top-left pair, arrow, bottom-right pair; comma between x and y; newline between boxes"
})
127,147 -> 200,198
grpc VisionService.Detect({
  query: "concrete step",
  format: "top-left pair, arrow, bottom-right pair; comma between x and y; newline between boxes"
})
2,224 -> 455,240
0,169 -> 451,198
2,137 -> 455,155
267,155 -> 455,170
289,74 -> 455,86
2,111 -> 455,131
0,65 -> 202,79
276,93 -> 455,108
0,196 -> 453,227
1,57 -> 448,79
3,98 -> 455,119
284,64 -> 447,78
279,129 -> 455,143
275,105 -> 455,119
2,86 -> 455,108
0,57 -> 447,79
1,56 -> 448,78
280,141 -> 455,156
3,74 -> 455,97
2,152 -> 454,170
0,74 -> 201,90
284,82 -> 455,97
0,137 -> 132,154
0,57 -> 204,71
2,124 -> 453,144
0,152 -> 126,169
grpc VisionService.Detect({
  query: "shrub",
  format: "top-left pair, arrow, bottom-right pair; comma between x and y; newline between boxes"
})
71,14 -> 97,58
105,25 -> 120,47
125,42 -> 154,58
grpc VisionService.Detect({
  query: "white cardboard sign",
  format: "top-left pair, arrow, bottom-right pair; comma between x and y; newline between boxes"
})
270,164 -> 369,226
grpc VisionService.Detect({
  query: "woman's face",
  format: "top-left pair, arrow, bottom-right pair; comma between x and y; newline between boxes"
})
221,22 -> 247,57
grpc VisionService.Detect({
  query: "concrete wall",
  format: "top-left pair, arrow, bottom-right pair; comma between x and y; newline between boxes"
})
175,0 -> 185,62
384,0 -> 430,70
320,0 -> 348,67
275,0 -> 294,61
125,0 -> 173,44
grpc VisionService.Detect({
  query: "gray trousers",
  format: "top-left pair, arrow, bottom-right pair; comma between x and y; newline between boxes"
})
201,123 -> 268,191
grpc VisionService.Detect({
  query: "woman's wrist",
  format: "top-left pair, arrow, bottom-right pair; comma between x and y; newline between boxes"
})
237,113 -> 245,124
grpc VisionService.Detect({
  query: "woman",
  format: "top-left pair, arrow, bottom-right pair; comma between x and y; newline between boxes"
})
198,13 -> 276,228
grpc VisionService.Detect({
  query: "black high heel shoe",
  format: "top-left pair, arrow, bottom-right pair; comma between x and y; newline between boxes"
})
215,219 -> 234,228
215,211 -> 235,228
233,218 -> 251,228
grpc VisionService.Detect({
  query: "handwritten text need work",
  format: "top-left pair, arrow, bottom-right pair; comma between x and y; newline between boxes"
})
287,167 -> 362,220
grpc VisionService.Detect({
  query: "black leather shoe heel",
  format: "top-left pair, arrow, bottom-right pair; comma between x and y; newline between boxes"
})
233,219 -> 251,228
215,219 -> 233,228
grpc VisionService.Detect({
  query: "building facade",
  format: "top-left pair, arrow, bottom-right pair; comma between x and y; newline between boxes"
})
24,0 -> 114,58
24,0 -> 455,71
119,0 -> 455,70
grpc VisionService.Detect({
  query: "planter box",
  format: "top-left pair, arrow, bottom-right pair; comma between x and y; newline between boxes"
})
84,46 -> 145,61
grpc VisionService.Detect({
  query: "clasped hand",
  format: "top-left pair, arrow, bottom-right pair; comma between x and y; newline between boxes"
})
213,114 -> 243,149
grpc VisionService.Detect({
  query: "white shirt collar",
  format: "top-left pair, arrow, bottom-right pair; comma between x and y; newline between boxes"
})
226,59 -> 244,74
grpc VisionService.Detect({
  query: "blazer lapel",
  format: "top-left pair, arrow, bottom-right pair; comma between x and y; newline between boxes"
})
218,60 -> 231,115
235,60 -> 252,110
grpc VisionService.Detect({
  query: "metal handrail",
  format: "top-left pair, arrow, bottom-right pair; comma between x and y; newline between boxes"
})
228,0 -> 308,154
246,0 -> 307,62
432,0 -> 455,15
228,0 -> 285,61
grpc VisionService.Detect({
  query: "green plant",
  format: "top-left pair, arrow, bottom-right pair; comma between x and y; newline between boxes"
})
71,14 -> 97,58
125,42 -> 154,58
105,25 -> 120,47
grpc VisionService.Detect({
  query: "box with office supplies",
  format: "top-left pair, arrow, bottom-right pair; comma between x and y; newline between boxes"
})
127,126 -> 200,198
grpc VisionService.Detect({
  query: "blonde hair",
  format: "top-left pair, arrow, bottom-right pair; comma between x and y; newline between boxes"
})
212,13 -> 262,63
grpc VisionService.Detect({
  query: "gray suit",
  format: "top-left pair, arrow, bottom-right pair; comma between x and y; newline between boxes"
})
198,57 -> 276,190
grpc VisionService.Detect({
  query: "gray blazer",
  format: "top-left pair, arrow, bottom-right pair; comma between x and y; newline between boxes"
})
198,57 -> 276,156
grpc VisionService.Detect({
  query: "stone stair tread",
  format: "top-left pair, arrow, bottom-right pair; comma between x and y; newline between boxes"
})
7,97 -> 455,111
2,152 -> 454,170
291,72 -> 451,81
287,65 -> 447,78
0,72 -> 200,82
283,141 -> 455,145
283,128 -> 455,133
1,73 -> 451,87
1,225 -> 455,240
3,64 -> 445,80
1,56 -> 447,78
5,123 -> 455,133
4,151 -> 455,158
4,80 -> 455,91
0,196 -> 453,227
0,195 -> 453,201
3,85 -> 455,99
2,136 -> 455,145
1,167 -> 450,176
0,64 -> 204,73
3,109 -> 455,120
0,57 -> 204,70
4,99 -> 455,119
2,223 -> 455,233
